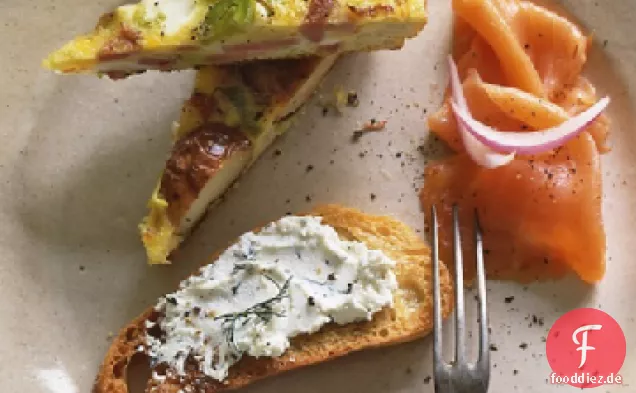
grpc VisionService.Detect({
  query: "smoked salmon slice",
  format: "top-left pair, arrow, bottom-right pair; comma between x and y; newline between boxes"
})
421,132 -> 605,283
421,0 -> 609,283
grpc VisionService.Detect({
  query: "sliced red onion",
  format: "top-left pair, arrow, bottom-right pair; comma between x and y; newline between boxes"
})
447,56 -> 515,168
451,96 -> 609,155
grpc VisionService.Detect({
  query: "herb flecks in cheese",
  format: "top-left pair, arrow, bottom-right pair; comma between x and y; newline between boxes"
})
146,215 -> 397,382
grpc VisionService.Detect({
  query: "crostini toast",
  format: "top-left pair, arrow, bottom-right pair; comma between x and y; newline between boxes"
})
95,204 -> 453,393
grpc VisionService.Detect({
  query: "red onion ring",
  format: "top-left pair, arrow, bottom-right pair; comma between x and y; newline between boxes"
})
447,56 -> 514,168
447,56 -> 610,157
451,96 -> 610,155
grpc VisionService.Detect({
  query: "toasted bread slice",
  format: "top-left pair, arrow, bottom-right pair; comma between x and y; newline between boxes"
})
139,55 -> 338,264
94,204 -> 453,393
43,0 -> 426,78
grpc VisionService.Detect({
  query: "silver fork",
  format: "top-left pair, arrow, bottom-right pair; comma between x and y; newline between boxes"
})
431,205 -> 490,393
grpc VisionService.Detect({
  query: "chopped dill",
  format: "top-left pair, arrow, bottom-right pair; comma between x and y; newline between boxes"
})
215,276 -> 292,350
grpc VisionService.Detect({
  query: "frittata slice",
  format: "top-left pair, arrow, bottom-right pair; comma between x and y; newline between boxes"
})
140,54 -> 338,264
43,0 -> 426,78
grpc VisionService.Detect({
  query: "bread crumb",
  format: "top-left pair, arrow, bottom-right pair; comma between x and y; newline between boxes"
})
334,86 -> 347,113
347,91 -> 360,107
170,121 -> 181,139
352,119 -> 387,142
321,86 -> 357,114
361,119 -> 387,131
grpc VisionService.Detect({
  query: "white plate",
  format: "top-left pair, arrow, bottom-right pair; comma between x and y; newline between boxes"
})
1,0 -> 634,391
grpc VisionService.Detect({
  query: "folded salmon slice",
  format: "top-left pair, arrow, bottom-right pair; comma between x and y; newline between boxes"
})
421,0 -> 609,283
421,132 -> 605,283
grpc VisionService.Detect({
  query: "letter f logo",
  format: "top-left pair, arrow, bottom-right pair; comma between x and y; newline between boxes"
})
572,324 -> 603,368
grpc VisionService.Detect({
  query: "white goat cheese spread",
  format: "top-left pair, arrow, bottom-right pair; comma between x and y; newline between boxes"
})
146,215 -> 397,381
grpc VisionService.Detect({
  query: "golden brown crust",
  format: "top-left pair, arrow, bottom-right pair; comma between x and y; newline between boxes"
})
97,205 -> 453,393
92,310 -> 156,393
186,93 -> 222,124
159,123 -> 251,226
157,56 -> 332,228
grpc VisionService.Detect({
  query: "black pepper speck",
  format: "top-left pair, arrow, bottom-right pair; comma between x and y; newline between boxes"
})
347,92 -> 359,107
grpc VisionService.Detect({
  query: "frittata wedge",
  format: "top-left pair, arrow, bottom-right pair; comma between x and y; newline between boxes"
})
43,0 -> 426,78
139,54 -> 338,264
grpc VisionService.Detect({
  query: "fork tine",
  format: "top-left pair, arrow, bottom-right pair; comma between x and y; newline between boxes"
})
451,204 -> 466,365
432,205 -> 490,393
430,205 -> 444,369
474,210 -> 490,374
